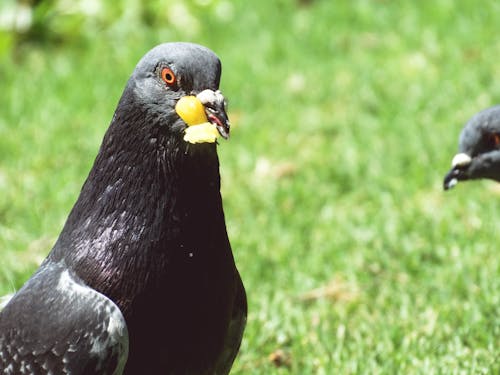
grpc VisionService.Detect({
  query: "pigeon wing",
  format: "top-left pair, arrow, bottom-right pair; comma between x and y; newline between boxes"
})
0,261 -> 128,375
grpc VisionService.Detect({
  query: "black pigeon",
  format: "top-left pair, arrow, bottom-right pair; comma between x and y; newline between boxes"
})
0,42 -> 246,375
444,105 -> 500,190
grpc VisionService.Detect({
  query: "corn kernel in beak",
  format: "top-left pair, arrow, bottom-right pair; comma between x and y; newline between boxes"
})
183,122 -> 219,144
175,96 -> 208,125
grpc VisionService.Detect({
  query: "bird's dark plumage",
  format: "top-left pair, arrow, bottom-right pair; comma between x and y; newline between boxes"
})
444,105 -> 500,190
0,42 -> 246,374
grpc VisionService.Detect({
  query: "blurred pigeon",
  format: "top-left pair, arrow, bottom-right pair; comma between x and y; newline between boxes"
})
444,105 -> 500,190
0,42 -> 246,375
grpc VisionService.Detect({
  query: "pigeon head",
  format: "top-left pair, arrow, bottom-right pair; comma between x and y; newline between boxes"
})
121,42 -> 230,142
444,105 -> 500,190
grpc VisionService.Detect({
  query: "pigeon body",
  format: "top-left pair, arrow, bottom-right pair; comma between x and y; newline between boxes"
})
444,105 -> 500,189
0,42 -> 246,375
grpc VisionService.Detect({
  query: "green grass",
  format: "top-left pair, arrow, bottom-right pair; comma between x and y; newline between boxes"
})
1,0 -> 499,373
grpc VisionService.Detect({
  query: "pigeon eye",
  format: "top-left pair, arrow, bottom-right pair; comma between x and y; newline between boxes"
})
161,67 -> 176,85
486,133 -> 500,148
494,134 -> 500,146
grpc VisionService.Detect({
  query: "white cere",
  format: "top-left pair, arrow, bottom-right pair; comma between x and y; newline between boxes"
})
196,89 -> 217,105
451,153 -> 472,167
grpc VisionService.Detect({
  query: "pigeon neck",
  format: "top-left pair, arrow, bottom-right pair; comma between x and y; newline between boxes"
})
50,115 -> 228,296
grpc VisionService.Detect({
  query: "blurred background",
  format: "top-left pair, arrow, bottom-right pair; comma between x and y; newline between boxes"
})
1,0 -> 499,373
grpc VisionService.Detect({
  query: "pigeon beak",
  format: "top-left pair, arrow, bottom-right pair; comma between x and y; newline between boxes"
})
196,89 -> 231,139
443,152 -> 472,190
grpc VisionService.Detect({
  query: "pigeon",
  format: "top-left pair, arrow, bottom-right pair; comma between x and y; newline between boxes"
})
0,42 -> 247,375
444,105 -> 500,190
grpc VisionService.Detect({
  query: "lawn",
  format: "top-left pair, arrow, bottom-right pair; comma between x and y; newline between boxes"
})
0,0 -> 499,373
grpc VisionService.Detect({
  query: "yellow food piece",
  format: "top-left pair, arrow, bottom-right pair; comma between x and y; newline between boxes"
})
183,122 -> 219,144
175,96 -> 208,125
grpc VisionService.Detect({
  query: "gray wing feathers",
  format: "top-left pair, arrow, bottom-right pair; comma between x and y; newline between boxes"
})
0,262 -> 128,375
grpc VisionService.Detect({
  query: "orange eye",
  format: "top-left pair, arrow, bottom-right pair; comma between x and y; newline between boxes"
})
494,134 -> 500,146
488,133 -> 500,147
161,67 -> 176,85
